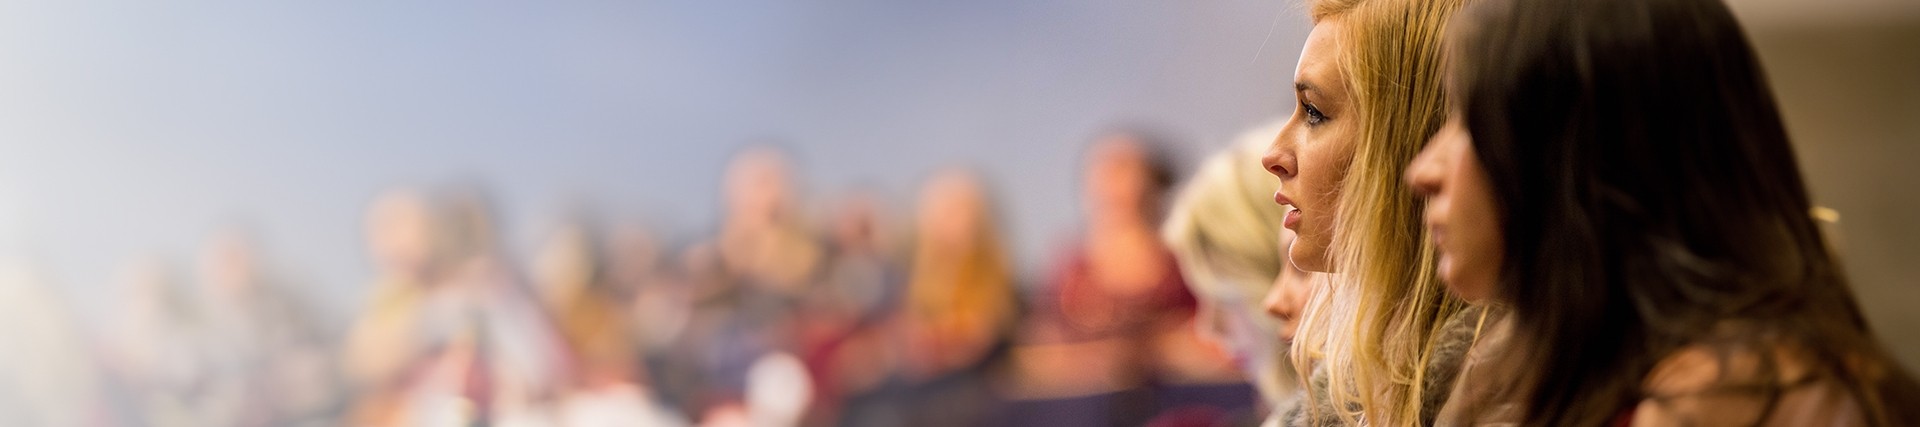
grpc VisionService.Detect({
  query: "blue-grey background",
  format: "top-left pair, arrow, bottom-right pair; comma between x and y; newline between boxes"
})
0,0 -> 1914,366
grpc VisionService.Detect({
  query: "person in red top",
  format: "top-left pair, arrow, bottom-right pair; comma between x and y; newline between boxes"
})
1014,131 -> 1216,409
1052,132 -> 1195,342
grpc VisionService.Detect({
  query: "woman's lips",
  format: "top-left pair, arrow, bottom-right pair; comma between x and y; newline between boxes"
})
1275,190 -> 1301,229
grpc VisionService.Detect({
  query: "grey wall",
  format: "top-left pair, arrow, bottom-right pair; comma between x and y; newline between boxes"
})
0,0 -> 1307,329
0,0 -> 1913,372
1748,19 -> 1920,369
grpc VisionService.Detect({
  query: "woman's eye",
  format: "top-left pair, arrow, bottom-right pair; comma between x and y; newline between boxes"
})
1304,103 -> 1328,125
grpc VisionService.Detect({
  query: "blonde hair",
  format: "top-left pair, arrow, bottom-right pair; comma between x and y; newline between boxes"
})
1162,121 -> 1296,402
905,170 -> 1018,356
1289,0 -> 1472,425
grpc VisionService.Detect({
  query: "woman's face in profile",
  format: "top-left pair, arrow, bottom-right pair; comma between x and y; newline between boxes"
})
1406,113 -> 1503,302
1263,17 -> 1361,273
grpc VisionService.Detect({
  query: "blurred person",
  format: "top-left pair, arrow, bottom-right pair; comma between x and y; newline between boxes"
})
1162,122 -> 1314,425
706,145 -> 825,297
792,191 -> 907,425
666,145 -> 827,420
609,220 -> 695,401
610,221 -> 679,333
530,218 -> 637,389
107,256 -> 230,427
838,169 -> 1018,427
193,227 -> 342,426
1259,230 -> 1317,368
813,192 -> 902,325
999,132 -> 1230,427
646,245 -> 727,416
901,171 -> 1018,380
626,232 -> 705,416
530,216 -> 703,427
343,185 -> 574,425
1408,0 -> 1920,424
517,215 -> 693,426
1020,132 -> 1198,400
1054,132 -> 1192,343
344,188 -> 443,389
430,184 -> 574,418
0,260 -> 110,426
1257,0 -> 1481,424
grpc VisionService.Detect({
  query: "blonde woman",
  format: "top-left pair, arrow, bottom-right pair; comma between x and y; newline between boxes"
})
1163,121 -> 1318,424
1259,0 -> 1478,424
902,169 -> 1020,380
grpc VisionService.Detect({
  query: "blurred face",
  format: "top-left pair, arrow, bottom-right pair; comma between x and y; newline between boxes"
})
198,231 -> 258,297
724,149 -> 794,227
1194,294 -> 1280,378
1263,230 -> 1317,342
533,225 -> 594,303
1263,18 -> 1359,273
1406,114 -> 1503,302
833,196 -> 881,251
608,224 -> 660,284
366,190 -> 435,274
1084,136 -> 1153,216
918,171 -> 985,248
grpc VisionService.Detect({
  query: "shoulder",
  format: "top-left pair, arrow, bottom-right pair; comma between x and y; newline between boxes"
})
1430,306 -> 1485,367
1634,343 -> 1866,426
1421,306 -> 1486,424
1642,342 -> 1817,398
1431,309 -> 1522,426
1282,366 -> 1351,427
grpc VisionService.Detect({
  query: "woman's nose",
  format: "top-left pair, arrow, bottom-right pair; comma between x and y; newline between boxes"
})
1406,144 -> 1442,197
1263,280 -> 1294,321
1261,137 -> 1294,179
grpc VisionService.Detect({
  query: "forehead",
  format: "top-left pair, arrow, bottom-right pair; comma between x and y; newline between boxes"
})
1295,18 -> 1347,97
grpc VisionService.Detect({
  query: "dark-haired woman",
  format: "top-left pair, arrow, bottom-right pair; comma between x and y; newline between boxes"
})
1405,0 -> 1920,424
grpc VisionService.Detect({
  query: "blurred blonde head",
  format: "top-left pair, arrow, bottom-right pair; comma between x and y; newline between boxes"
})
532,219 -> 640,387
1165,123 -> 1289,303
1290,0 -> 1473,424
1162,120 -> 1299,405
533,221 -> 598,305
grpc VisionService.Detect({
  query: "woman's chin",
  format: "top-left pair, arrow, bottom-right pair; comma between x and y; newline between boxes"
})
1286,244 -> 1330,273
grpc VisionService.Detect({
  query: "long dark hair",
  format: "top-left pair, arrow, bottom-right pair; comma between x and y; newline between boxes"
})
1450,0 -> 1919,424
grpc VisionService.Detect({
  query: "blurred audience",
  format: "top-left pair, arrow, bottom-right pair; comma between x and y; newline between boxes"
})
532,218 -> 636,391
661,145 -> 826,423
1001,131 -> 1256,427
344,188 -> 442,390
108,257 -> 232,427
0,261 -> 109,426
1015,132 -> 1194,395
838,169 -> 1019,427
901,170 -> 1018,381
193,229 -> 342,426
14,132 -> 1306,426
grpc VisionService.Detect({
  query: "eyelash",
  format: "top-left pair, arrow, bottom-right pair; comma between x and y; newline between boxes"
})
1303,102 -> 1328,125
